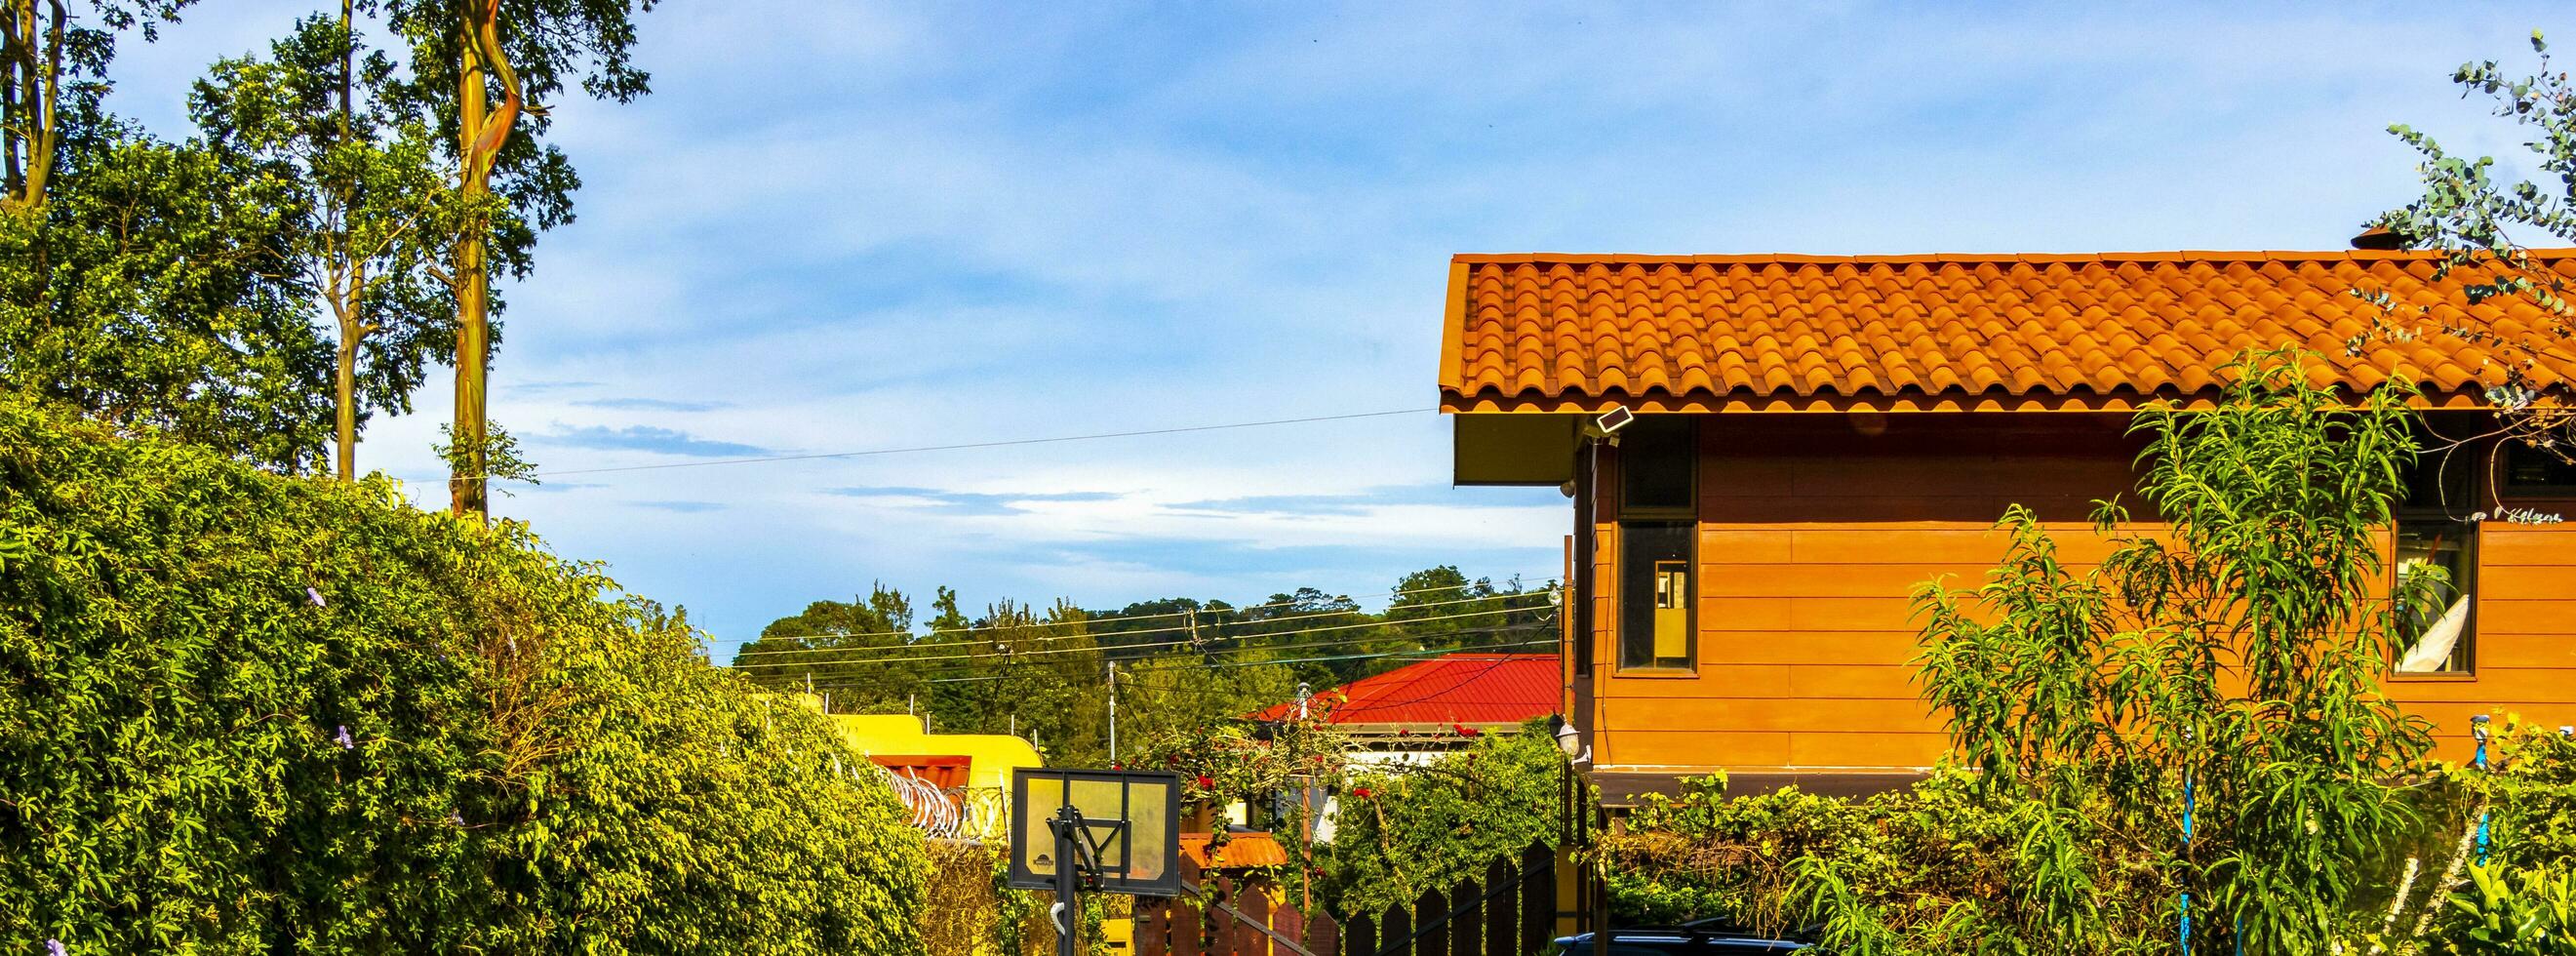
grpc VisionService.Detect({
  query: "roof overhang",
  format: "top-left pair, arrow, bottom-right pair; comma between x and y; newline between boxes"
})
1441,387 -> 2500,415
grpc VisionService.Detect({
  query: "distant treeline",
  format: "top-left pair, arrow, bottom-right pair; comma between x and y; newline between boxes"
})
726,566 -> 1560,767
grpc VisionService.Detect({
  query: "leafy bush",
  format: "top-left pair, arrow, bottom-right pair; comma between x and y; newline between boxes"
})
0,399 -> 927,954
2437,862 -> 2576,955
1597,771 -> 2040,943
1322,719 -> 1562,916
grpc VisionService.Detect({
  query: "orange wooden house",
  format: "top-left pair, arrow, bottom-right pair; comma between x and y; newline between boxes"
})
1439,249 -> 2576,803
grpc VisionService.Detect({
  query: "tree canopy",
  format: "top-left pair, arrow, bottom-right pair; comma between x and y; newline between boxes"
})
0,396 -> 928,954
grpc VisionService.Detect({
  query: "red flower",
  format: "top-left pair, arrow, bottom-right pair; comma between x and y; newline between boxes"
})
1352,785 -> 1373,799
1195,775 -> 1214,789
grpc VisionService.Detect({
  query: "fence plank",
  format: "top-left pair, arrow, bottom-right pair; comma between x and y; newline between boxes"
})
1307,909 -> 1339,956
1518,842 -> 1552,956
1381,902 -> 1413,956
1344,912 -> 1376,956
1449,875 -> 1482,956
1138,896 -> 1169,956
1414,888 -> 1447,956
1485,856 -> 1517,956
1233,885 -> 1272,956
1275,903 -> 1306,955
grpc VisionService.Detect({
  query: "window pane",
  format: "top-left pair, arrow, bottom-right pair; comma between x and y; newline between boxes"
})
1619,522 -> 1694,670
1620,416 -> 1696,513
2393,521 -> 2475,674
2505,442 -> 2576,491
2400,449 -> 2477,512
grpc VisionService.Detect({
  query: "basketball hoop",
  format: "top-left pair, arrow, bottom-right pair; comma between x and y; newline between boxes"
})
1009,768 -> 1183,956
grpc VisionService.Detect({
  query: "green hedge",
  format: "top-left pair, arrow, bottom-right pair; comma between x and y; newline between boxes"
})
0,399 -> 927,954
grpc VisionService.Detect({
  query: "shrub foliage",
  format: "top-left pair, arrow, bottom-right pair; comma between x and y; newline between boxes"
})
0,399 -> 927,954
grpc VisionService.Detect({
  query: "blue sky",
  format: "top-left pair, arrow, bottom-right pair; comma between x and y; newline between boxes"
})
109,2 -> 2564,655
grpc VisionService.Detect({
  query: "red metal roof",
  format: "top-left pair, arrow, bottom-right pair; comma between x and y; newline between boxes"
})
1252,653 -> 1558,726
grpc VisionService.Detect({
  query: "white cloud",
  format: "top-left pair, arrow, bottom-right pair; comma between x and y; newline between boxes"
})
82,0 -> 2576,638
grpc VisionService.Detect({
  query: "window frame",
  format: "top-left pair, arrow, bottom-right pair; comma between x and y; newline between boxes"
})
1614,519 -> 1698,674
2389,440 -> 2482,681
1615,416 -> 1699,518
1611,417 -> 1701,676
2496,440 -> 2576,499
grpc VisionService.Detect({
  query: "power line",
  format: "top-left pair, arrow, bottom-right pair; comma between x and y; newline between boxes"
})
726,585 -> 1560,661
927,639 -> 1556,685
761,620 -> 1557,687
780,635 -> 1562,690
723,598 -> 1554,669
463,407 -> 1435,483
714,573 -> 1561,650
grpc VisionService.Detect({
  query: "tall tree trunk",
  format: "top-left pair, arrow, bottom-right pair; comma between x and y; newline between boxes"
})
332,0 -> 361,482
450,3 -> 495,519
335,322 -> 359,480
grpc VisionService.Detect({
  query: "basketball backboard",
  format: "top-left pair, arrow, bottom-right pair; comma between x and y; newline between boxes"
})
1007,768 -> 1181,896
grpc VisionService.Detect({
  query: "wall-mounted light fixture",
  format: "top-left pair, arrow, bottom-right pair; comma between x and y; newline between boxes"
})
1549,714 -> 1592,765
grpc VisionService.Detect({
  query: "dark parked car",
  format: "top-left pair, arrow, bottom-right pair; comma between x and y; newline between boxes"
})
1545,919 -> 1818,954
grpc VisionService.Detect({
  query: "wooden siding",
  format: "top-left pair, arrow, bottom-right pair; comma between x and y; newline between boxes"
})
1581,414 -> 2576,777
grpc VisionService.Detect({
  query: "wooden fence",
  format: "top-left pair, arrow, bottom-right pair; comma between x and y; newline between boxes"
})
1135,841 -> 1556,956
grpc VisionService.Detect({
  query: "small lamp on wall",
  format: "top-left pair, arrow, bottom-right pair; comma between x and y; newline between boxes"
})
1550,714 -> 1592,765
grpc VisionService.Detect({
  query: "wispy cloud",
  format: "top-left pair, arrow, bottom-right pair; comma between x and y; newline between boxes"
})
573,397 -> 734,412
1169,486 -> 1491,517
828,485 -> 1121,517
638,500 -> 728,513
539,424 -> 774,458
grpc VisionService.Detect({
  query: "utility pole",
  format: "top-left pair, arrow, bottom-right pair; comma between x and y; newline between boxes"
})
1107,659 -> 1120,765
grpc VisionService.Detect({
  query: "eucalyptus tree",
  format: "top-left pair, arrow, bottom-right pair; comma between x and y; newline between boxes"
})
193,12 -> 463,481
2373,30 -> 2576,457
0,9 -> 335,471
369,0 -> 659,518
0,1 -> 341,471
1,0 -> 191,218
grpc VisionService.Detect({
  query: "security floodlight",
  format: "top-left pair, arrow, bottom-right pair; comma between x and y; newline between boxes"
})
1594,406 -> 1634,435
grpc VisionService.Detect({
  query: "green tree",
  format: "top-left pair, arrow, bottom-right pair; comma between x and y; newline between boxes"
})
1900,349 -> 2437,953
1,0 -> 191,216
192,12 -> 464,480
731,582 -> 924,713
2370,30 -> 2576,457
373,0 -> 658,518
0,101 -> 333,470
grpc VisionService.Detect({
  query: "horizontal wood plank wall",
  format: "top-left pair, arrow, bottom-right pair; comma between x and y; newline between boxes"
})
2390,513 -> 2576,763
1586,414 -> 2576,777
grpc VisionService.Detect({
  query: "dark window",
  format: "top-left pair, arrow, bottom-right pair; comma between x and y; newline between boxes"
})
1619,416 -> 1697,514
2394,445 -> 2478,676
2502,442 -> 2576,496
1618,522 -> 1694,671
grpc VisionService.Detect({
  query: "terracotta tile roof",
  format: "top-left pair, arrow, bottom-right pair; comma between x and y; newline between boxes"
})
1180,831 -> 1288,869
1249,653 -> 1558,727
1438,251 -> 2576,413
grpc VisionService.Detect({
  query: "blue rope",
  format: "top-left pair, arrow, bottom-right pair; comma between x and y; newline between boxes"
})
2475,737 -> 2491,866
2180,771 -> 2195,954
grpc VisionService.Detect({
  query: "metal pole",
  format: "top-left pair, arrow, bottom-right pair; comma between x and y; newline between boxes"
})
1108,660 -> 1119,765
1053,811 -> 1081,956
